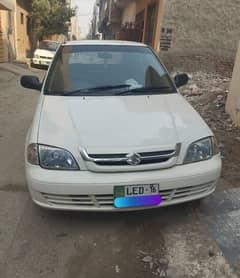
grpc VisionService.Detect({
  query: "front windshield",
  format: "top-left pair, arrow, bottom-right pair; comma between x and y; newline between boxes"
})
44,45 -> 176,96
39,41 -> 59,51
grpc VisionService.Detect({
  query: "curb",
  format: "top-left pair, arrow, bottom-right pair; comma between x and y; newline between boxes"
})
0,62 -> 33,76
13,60 -> 30,70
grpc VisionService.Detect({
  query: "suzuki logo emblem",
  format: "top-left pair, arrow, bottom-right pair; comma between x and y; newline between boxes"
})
126,152 -> 141,166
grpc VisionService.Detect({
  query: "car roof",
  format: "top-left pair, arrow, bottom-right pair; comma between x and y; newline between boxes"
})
62,40 -> 148,47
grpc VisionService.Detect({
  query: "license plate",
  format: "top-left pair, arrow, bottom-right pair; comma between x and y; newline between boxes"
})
127,184 -> 159,197
114,184 -> 162,208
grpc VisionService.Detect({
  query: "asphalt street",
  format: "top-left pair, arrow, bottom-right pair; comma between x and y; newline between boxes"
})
0,63 -> 239,278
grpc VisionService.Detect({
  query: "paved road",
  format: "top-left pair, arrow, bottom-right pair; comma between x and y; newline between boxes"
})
0,63 -> 239,278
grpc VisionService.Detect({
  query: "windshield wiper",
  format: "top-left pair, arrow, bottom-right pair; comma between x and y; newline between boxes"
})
62,84 -> 131,96
115,86 -> 173,96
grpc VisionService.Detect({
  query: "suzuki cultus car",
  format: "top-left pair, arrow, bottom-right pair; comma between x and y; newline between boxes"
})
32,40 -> 59,67
21,41 -> 222,211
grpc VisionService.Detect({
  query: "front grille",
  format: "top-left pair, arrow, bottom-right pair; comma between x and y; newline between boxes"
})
81,146 -> 180,167
40,56 -> 52,60
41,182 -> 215,208
42,193 -> 114,207
90,153 -> 171,166
159,182 -> 215,201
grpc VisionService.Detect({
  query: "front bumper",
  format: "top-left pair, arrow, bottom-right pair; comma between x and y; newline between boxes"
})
26,155 -> 222,211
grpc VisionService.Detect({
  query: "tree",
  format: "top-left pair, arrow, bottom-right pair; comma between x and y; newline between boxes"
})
30,0 -> 76,40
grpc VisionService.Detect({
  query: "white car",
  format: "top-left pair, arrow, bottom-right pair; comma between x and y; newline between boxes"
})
32,40 -> 59,67
21,40 -> 222,211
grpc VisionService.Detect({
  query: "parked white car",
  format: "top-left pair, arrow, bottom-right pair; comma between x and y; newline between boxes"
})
21,40 -> 221,211
32,40 -> 59,67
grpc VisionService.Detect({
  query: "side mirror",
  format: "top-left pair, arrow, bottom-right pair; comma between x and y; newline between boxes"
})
174,73 -> 189,88
21,75 -> 42,91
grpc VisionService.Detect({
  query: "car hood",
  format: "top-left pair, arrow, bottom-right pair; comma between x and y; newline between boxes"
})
34,49 -> 55,57
38,94 -> 212,154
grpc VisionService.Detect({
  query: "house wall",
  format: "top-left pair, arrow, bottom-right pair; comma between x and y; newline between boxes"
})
160,0 -> 240,73
15,2 -> 30,60
226,42 -> 240,127
0,10 -> 9,62
136,0 -> 151,13
0,8 -> 15,62
0,0 -> 15,10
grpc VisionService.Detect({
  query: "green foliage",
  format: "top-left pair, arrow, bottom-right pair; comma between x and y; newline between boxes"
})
30,0 -> 76,39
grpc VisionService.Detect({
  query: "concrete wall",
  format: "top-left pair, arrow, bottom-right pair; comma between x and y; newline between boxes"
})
226,42 -> 240,127
160,0 -> 240,73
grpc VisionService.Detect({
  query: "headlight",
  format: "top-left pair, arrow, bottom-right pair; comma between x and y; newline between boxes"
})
34,54 -> 40,59
27,144 -> 79,170
39,145 -> 79,170
184,137 -> 219,164
27,143 -> 39,165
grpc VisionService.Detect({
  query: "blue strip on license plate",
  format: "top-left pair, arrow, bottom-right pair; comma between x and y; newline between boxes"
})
114,195 -> 162,208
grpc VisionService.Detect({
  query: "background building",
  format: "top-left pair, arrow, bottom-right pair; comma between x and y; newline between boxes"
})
68,0 -> 80,40
0,0 -> 15,62
1,0 -> 79,63
88,0 -> 101,39
0,0 -> 31,62
160,0 -> 240,73
15,0 -> 31,60
98,0 -> 164,51
97,0 -> 240,74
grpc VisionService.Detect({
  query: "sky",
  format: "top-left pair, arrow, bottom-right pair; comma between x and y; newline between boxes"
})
74,0 -> 96,38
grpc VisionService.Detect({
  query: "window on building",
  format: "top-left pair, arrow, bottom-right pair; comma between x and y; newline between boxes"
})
26,16 -> 31,35
20,13 -> 24,25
